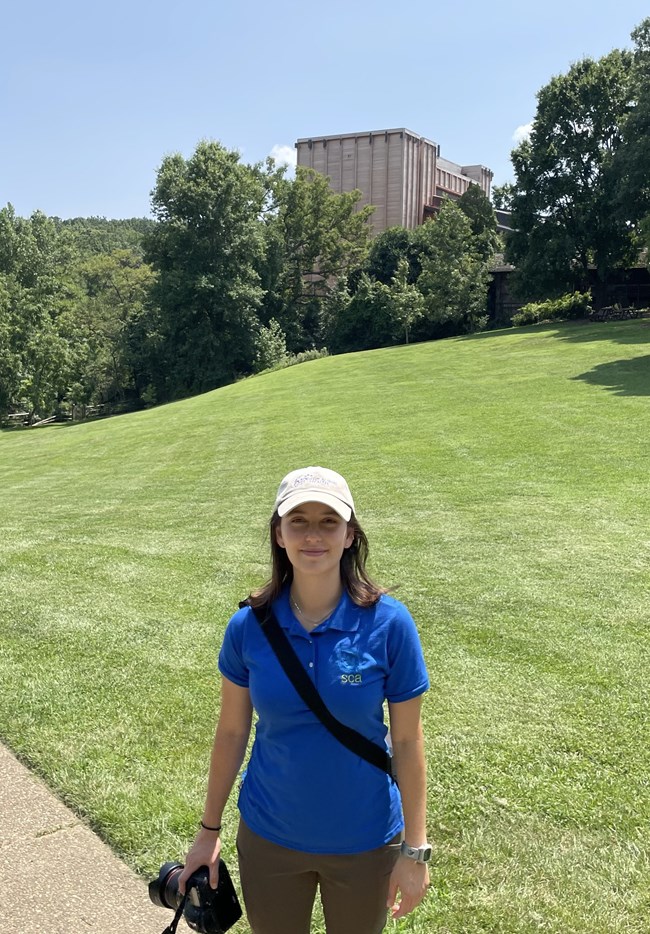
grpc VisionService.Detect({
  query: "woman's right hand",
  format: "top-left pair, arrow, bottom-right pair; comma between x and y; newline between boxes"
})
178,828 -> 222,895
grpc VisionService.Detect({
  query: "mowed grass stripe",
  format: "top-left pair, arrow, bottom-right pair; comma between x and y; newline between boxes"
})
1,320 -> 649,932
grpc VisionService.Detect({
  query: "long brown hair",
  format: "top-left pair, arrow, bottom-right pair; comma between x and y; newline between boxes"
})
246,511 -> 388,609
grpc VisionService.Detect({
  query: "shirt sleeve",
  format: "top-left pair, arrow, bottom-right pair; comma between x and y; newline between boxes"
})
218,607 -> 250,687
384,600 -> 429,703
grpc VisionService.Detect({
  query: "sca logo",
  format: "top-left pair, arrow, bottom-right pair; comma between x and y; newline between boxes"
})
341,673 -> 362,684
333,638 -> 376,685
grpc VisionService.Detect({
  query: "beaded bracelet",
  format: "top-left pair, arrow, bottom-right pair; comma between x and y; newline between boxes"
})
200,820 -> 222,832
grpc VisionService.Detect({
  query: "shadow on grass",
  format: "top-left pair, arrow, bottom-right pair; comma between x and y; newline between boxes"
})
571,354 -> 650,397
456,320 -> 650,347
553,319 -> 650,346
453,322 -> 589,343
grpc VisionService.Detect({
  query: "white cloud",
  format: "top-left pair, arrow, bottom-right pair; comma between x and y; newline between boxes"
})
269,144 -> 297,168
513,122 -> 534,144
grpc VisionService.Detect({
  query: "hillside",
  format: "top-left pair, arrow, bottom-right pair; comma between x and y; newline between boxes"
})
1,320 -> 649,933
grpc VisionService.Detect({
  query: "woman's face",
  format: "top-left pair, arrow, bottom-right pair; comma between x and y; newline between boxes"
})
275,501 -> 354,578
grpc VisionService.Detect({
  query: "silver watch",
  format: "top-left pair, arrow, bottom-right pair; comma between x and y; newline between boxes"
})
400,841 -> 432,864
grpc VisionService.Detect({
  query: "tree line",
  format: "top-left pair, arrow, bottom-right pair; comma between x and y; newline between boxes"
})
0,154 -> 498,423
2,16 -> 648,424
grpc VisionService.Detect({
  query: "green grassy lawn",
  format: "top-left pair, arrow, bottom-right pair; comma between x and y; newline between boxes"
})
1,320 -> 649,932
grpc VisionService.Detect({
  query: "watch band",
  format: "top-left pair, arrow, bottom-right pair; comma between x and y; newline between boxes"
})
400,841 -> 432,863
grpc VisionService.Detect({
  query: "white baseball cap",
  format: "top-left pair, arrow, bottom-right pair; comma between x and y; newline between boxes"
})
274,466 -> 355,521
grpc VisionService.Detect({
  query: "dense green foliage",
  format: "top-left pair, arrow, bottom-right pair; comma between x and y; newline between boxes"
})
0,208 -> 158,422
2,321 -> 649,933
72,249 -> 158,406
3,18 -> 650,418
490,182 -> 514,211
512,291 -> 592,326
456,183 -> 500,260
326,199 -> 497,352
507,18 -> 650,305
257,165 -> 374,352
145,141 -> 267,399
0,151 -> 498,419
54,216 -> 155,258
414,201 -> 492,335
0,208 -> 82,422
365,225 -> 422,284
615,20 -> 650,255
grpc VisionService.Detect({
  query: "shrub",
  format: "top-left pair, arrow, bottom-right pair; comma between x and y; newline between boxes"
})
252,346 -> 329,377
283,348 -> 329,367
512,291 -> 592,326
253,319 -> 287,373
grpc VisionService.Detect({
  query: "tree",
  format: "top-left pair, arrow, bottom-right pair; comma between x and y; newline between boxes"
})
365,226 -> 420,285
257,166 -> 373,352
144,141 -> 266,399
326,257 -> 425,352
506,50 -> 637,304
252,318 -> 287,373
385,258 -> 424,344
616,18 -> 650,258
414,201 -> 491,336
69,249 -> 158,407
0,206 -> 80,422
323,275 -> 396,354
326,203 -> 491,351
457,184 -> 499,261
0,275 -> 21,416
491,183 -> 515,211
55,217 -> 155,258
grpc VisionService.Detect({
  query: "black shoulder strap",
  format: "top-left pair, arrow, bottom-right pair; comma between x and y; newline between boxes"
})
243,602 -> 393,778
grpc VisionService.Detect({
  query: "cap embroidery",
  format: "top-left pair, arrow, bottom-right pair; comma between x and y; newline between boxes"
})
291,473 -> 337,490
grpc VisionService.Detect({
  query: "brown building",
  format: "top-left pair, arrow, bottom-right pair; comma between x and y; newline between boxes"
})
295,127 -> 493,235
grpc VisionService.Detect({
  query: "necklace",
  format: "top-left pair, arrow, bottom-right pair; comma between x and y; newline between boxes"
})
290,593 -> 338,627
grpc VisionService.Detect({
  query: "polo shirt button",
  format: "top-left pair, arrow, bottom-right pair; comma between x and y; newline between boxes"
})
308,662 -> 314,668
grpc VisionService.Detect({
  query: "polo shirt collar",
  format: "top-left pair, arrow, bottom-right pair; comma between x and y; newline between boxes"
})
274,588 -> 362,633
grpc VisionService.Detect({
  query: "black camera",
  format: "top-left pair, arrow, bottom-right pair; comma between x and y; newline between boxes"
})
149,860 -> 242,934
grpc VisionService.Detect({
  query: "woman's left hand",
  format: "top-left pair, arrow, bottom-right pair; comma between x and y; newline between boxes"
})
386,857 -> 429,920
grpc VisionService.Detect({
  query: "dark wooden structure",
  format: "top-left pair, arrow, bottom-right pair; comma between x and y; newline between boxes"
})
489,262 -> 650,327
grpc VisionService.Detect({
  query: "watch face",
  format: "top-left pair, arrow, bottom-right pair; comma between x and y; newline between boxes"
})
421,845 -> 432,862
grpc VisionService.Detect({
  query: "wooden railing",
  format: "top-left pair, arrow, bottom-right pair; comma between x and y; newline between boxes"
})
589,306 -> 648,322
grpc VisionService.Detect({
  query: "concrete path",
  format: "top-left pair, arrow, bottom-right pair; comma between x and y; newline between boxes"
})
0,743 -> 169,933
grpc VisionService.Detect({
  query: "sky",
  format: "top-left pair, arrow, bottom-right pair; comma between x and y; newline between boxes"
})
2,0 -> 648,220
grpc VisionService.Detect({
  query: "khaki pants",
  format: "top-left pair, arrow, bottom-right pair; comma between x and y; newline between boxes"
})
236,819 -> 401,934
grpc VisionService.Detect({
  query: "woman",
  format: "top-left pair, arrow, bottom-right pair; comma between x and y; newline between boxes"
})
179,466 -> 430,934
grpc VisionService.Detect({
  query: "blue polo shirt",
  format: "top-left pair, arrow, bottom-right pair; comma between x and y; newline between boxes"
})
218,589 -> 429,854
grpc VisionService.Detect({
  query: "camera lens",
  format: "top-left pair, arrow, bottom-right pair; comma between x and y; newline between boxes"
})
148,861 -> 184,910
149,860 -> 241,934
